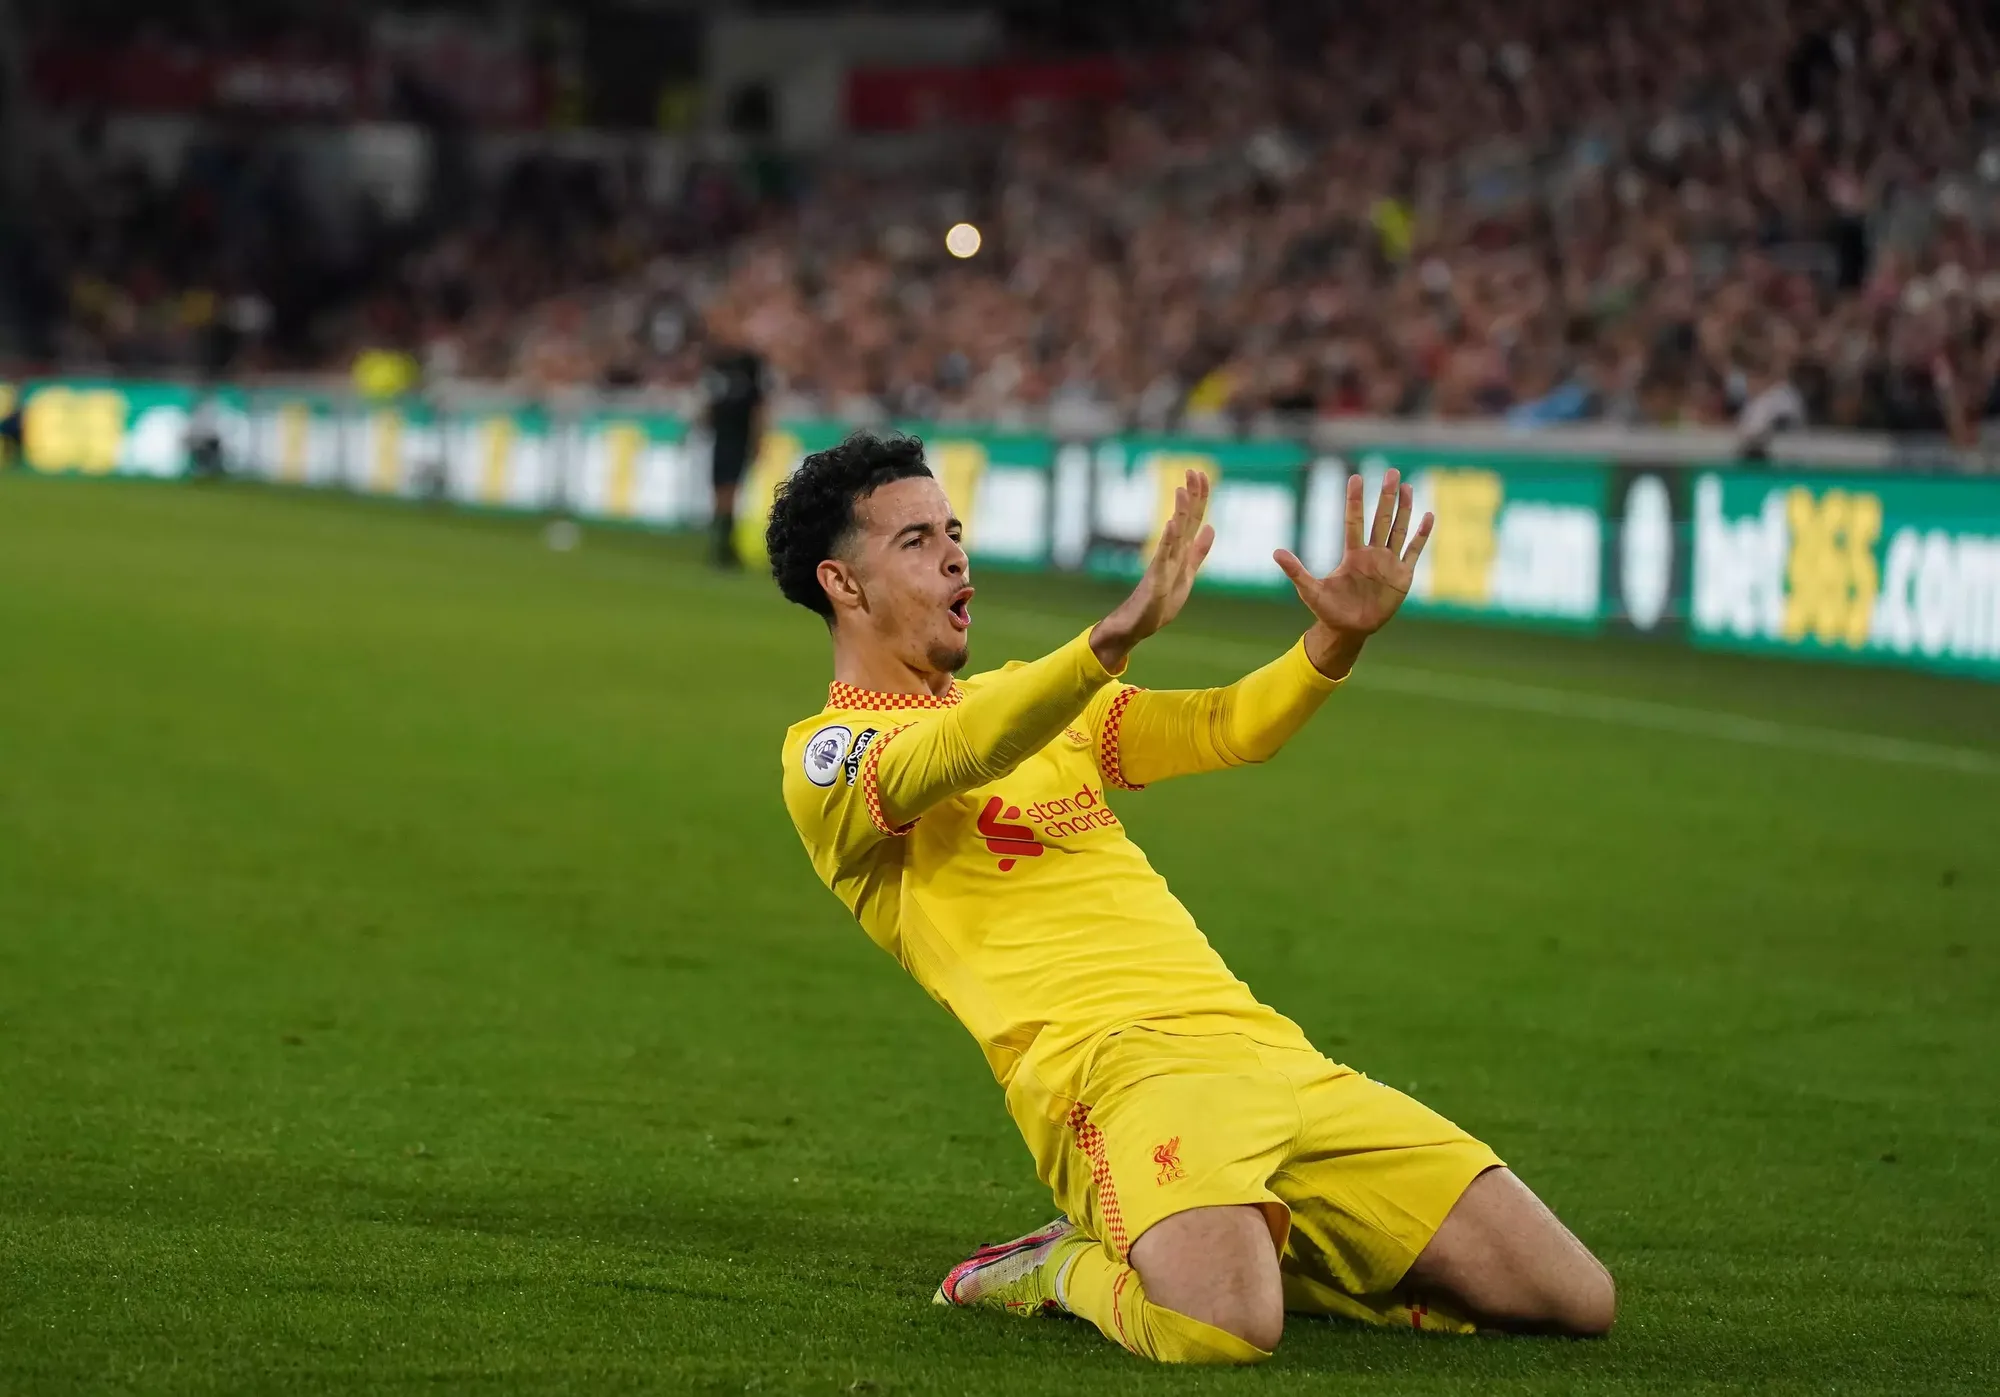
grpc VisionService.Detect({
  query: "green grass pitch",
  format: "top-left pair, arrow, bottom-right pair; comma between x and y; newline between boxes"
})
2,474 -> 1996,1395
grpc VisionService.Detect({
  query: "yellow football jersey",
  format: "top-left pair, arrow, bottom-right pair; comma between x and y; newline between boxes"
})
781,629 -> 1340,1104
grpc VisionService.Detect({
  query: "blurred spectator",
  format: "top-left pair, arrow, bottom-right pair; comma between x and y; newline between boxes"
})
700,304 -> 767,568
1735,338 -> 1808,458
352,346 -> 420,400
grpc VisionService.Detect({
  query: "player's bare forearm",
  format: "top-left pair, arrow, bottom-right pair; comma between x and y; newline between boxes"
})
1088,598 -> 1155,674
1303,624 -> 1367,682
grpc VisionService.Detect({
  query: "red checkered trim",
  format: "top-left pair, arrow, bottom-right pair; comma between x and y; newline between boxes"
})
860,725 -> 918,836
827,680 -> 962,711
1097,686 -> 1145,792
1066,1103 -> 1130,1258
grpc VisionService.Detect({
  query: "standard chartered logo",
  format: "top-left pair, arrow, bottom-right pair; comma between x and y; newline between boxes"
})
1693,474 -> 2000,668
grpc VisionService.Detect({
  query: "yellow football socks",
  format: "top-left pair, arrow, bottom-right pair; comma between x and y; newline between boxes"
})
1057,1241 -> 1272,1365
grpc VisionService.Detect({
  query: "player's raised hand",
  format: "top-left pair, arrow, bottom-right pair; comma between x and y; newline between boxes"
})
1090,469 -> 1215,672
1273,469 -> 1432,655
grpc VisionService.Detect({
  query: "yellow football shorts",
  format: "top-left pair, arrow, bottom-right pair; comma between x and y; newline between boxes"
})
1015,1026 -> 1504,1331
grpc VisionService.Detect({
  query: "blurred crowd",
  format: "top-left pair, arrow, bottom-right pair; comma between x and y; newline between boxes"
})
23,0 -> 2000,438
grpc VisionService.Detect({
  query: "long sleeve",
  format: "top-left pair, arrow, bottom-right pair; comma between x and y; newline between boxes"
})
867,629 -> 1120,831
1100,637 -> 1341,789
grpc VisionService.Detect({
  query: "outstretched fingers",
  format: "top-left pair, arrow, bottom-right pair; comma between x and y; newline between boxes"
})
1272,547 -> 1320,610
1401,510 -> 1436,568
1157,488 -> 1185,549
1168,472 -> 1213,571
1185,469 -> 1211,528
1369,468 -> 1401,548
1150,475 -> 1210,582
1189,522 -> 1216,572
1344,473 -> 1365,555
1387,482 -> 1414,553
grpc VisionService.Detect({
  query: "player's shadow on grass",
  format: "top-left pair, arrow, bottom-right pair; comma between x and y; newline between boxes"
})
131,1154 -> 1640,1377
356,1175 -> 1623,1376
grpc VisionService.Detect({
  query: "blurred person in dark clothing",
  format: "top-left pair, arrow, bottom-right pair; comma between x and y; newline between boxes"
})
701,311 -> 767,568
1735,339 -> 1807,461
185,387 -> 227,479
0,393 -> 21,468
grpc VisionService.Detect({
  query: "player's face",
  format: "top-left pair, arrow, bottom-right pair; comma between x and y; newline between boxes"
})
846,476 -> 973,673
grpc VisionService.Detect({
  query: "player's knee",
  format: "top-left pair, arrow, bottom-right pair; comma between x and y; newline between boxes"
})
1559,1261 -> 1616,1337
1176,1290 -> 1284,1357
1533,1256 -> 1615,1337
1226,1295 -> 1285,1356
1131,1204 -> 1285,1357
1235,1301 -> 1285,1356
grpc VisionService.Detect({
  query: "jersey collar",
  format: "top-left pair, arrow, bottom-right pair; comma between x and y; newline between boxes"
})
826,679 -> 963,711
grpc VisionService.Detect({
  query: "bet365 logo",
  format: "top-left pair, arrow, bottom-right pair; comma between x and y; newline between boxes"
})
1694,477 -> 1881,647
1691,475 -> 2000,669
1782,487 -> 1881,646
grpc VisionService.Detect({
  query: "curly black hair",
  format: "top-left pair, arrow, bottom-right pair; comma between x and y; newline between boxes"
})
765,431 -> 934,619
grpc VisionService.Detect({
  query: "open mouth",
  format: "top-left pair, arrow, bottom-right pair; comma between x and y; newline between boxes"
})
947,586 -> 975,631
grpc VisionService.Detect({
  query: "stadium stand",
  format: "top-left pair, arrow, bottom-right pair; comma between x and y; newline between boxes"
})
13,0 -> 2000,437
